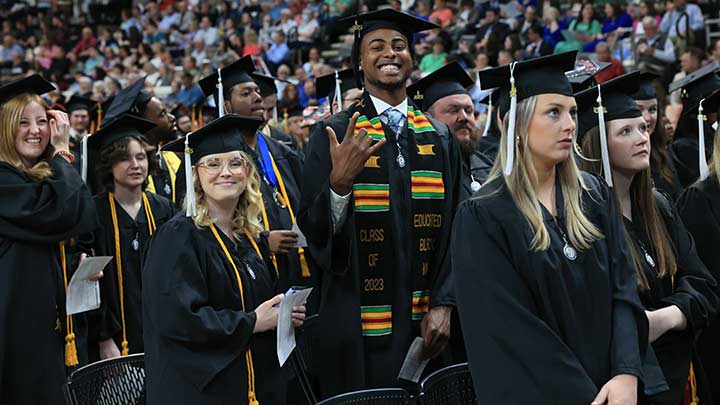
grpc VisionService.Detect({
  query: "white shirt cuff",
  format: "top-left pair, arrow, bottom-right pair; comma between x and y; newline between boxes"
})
330,188 -> 351,234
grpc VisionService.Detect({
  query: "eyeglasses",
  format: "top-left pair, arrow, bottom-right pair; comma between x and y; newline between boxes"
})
197,157 -> 249,176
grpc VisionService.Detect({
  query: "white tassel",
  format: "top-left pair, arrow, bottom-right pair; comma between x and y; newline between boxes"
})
698,100 -> 709,181
482,92 -> 492,138
81,133 -> 88,182
334,70 -> 343,113
217,68 -> 225,118
504,62 -> 518,177
272,105 -> 278,124
184,135 -> 197,217
596,86 -> 613,187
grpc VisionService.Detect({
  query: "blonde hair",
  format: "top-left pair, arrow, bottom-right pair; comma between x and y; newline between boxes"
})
0,93 -> 52,181
580,125 -> 677,289
712,125 -> 720,180
188,151 -> 265,238
485,95 -> 603,251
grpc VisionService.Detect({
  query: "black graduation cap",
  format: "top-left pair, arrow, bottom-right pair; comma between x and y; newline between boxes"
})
65,94 -> 95,113
567,61 -> 611,93
700,89 -> 720,119
315,69 -> 358,99
575,71 -> 642,142
338,9 -> 439,86
478,51 -> 578,119
89,96 -> 115,127
198,56 -> 256,98
406,62 -> 475,111
252,73 -> 290,97
631,71 -> 661,101
668,62 -> 720,117
102,77 -> 152,126
88,114 -> 157,150
164,114 -> 263,165
0,74 -> 55,104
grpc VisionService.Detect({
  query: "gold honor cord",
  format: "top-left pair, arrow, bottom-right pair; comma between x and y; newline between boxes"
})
59,241 -> 78,366
209,224 -> 261,405
269,153 -> 311,278
108,192 -> 157,355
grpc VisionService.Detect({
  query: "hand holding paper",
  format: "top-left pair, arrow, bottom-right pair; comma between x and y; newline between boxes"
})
66,256 -> 113,315
277,287 -> 313,366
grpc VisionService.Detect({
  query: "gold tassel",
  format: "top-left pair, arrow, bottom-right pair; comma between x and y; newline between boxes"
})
121,340 -> 129,356
65,332 -> 78,367
298,247 -> 311,278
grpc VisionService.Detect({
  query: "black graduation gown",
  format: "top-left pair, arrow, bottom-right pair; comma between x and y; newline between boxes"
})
147,151 -> 182,205
459,150 -> 494,202
85,191 -> 175,360
627,192 -> 718,405
0,156 -> 98,405
477,128 -> 500,163
677,174 -> 720,402
143,215 -> 286,405
297,94 -> 462,398
451,172 -> 649,404
69,134 -> 84,175
269,125 -> 303,160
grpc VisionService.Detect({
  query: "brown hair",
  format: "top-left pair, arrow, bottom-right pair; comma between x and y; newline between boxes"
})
580,125 -> 677,289
0,93 -> 53,181
95,136 -> 157,192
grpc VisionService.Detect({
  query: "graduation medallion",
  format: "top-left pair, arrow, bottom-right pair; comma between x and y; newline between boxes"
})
132,237 -> 140,251
164,183 -> 171,196
645,252 -> 656,268
563,243 -> 577,261
470,179 -> 481,192
245,263 -> 256,280
397,153 -> 406,168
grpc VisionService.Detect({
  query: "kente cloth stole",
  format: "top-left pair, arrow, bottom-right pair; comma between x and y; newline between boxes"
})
352,104 -> 445,338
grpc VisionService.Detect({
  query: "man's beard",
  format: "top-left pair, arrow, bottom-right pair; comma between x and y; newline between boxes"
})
455,122 -> 481,157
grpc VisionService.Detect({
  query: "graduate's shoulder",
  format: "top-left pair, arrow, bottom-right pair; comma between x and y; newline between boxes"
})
145,190 -> 175,213
677,175 -> 720,214
320,109 -> 354,137
151,213 -> 198,242
578,171 -> 613,208
0,161 -> 31,183
460,177 -> 513,219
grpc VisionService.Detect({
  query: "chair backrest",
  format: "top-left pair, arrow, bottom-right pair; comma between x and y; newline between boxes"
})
418,363 -> 477,405
64,353 -> 145,405
316,388 -> 413,405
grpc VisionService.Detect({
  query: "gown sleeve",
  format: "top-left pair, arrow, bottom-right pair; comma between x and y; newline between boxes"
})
451,200 -> 599,403
658,195 -> 719,331
298,118 -> 350,274
428,121 -> 463,308
143,221 -> 257,391
677,185 -> 720,278
0,156 -> 98,241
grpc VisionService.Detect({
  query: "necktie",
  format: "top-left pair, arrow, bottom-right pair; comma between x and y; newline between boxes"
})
383,108 -> 403,137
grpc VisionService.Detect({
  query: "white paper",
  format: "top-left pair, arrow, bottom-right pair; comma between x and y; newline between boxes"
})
290,222 -> 308,248
398,337 -> 431,383
66,256 -> 113,315
277,287 -> 313,366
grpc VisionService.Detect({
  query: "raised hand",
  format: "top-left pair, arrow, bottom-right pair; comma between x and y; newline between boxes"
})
328,112 -> 387,195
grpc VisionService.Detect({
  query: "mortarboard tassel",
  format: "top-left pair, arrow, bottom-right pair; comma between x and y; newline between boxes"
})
185,134 -> 197,217
217,69 -> 226,118
697,99 -> 709,181
504,62 -> 518,177
596,85 -> 613,187
272,104 -> 278,124
191,105 -> 197,131
334,70 -> 343,113
482,92 -> 492,138
81,134 -> 88,182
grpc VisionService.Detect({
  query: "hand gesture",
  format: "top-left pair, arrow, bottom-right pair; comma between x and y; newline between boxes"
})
47,110 -> 70,153
591,374 -> 637,405
420,305 -> 452,358
328,112 -> 386,195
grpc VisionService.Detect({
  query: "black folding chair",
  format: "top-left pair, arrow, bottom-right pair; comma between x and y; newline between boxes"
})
316,388 -> 414,405
417,363 -> 477,405
63,353 -> 145,405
